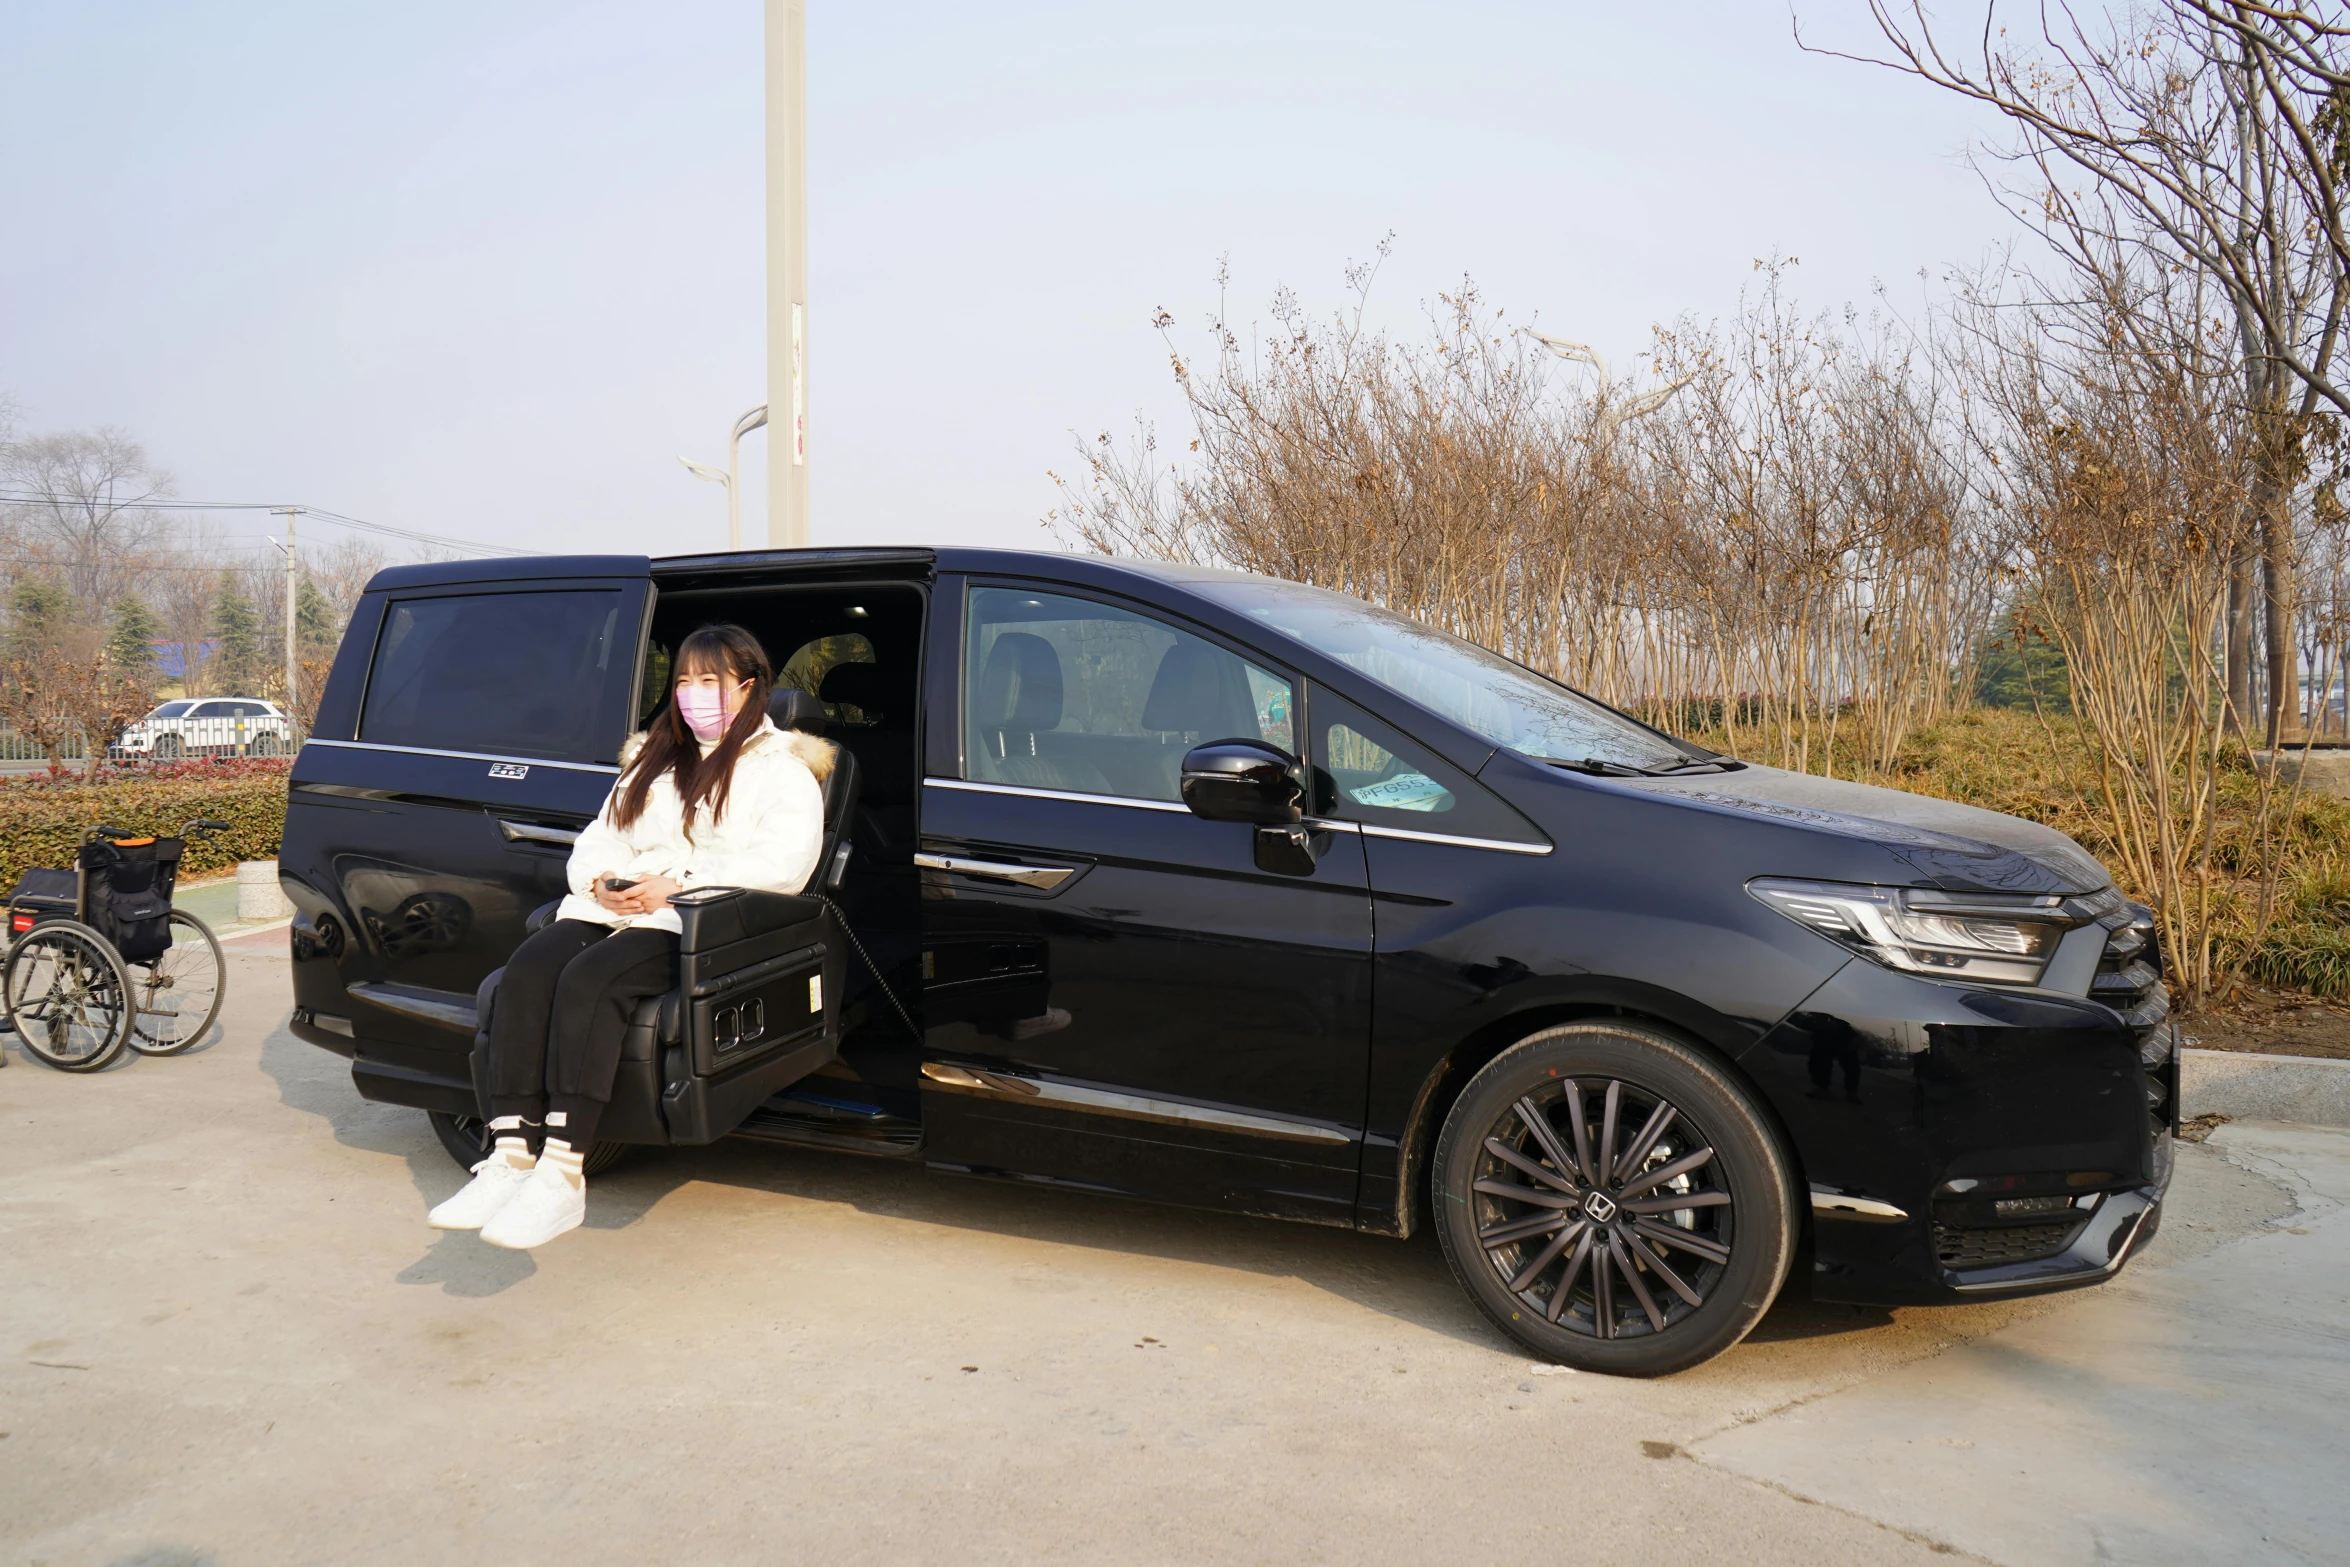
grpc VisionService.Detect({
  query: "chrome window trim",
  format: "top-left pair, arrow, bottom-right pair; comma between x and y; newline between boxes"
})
925,778 -> 1551,854
924,777 -> 1190,814
304,739 -> 621,775
920,1061 -> 1353,1145
1358,823 -> 1551,855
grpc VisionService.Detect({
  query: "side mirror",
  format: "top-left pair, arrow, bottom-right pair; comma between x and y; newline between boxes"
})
1179,739 -> 1303,826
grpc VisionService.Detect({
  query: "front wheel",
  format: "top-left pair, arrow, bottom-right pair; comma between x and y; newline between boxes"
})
428,1110 -> 632,1178
1432,1021 -> 1797,1377
153,733 -> 182,762
5,922 -> 135,1072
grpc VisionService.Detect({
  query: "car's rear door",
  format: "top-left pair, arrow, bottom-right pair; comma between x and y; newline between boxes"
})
281,559 -> 651,1113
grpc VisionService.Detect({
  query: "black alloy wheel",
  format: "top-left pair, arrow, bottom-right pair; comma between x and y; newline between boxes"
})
1433,1021 -> 1796,1377
428,1110 -> 632,1178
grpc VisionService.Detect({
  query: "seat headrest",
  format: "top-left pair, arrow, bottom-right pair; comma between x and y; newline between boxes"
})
818,660 -> 888,716
1141,642 -> 1234,733
769,687 -> 827,734
974,633 -> 1062,732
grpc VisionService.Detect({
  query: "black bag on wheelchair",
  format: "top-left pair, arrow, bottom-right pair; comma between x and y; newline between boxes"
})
4,867 -> 79,932
78,836 -> 183,965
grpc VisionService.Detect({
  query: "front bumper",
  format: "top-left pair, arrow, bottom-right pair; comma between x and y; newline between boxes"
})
1741,957 -> 2176,1307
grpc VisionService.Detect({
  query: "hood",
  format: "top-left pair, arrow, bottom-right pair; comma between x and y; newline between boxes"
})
1622,763 -> 2112,896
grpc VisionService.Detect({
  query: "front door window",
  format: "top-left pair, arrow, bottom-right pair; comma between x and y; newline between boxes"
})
963,586 -> 1293,802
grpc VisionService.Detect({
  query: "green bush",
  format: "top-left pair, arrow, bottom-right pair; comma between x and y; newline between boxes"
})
0,759 -> 290,891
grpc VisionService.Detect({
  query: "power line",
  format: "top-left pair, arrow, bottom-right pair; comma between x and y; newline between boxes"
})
0,491 -> 534,557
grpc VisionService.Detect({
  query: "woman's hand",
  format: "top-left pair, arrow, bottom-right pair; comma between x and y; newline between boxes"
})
611,874 -> 681,916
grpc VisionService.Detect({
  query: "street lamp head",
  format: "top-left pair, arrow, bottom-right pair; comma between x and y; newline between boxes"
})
1526,331 -> 1609,384
678,456 -> 732,489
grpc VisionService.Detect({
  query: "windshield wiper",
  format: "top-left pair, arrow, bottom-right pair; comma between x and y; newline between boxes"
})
1648,757 -> 1745,775
1554,757 -> 1651,777
1550,755 -> 1744,778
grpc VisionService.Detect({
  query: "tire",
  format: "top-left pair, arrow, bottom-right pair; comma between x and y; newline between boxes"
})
252,734 -> 282,758
153,733 -> 182,762
127,911 -> 226,1055
428,1110 -> 632,1177
5,921 -> 135,1072
1432,1020 -> 1797,1377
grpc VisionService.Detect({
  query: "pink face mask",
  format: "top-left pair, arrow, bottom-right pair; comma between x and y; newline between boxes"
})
677,684 -> 738,741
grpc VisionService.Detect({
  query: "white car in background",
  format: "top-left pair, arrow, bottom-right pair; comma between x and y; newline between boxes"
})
115,697 -> 293,760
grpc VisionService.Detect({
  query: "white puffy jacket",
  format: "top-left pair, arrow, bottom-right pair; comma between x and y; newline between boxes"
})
555,718 -> 831,935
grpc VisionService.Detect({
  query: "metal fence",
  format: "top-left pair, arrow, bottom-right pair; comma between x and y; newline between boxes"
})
0,724 -> 90,764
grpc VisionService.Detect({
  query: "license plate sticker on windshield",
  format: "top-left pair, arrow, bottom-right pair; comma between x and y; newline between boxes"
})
1349,772 -> 1451,812
487,763 -> 530,780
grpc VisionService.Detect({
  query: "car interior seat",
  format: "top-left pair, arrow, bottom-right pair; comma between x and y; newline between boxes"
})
969,632 -> 1113,796
468,689 -> 868,1147
1139,641 -> 1254,797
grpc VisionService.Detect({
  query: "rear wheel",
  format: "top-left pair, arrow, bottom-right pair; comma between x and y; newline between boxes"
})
1432,1020 -> 1797,1377
153,733 -> 182,762
5,922 -> 135,1072
428,1110 -> 632,1177
127,911 -> 226,1055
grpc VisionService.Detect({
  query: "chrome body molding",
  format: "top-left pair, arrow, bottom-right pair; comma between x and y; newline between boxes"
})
1809,1188 -> 1910,1223
913,852 -> 1075,890
498,819 -> 582,847
303,739 -> 621,775
920,1061 -> 1354,1145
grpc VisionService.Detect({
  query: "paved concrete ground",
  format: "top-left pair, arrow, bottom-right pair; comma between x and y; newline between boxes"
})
0,950 -> 2329,1567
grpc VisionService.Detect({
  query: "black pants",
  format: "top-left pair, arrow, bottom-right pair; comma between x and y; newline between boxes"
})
487,919 -> 677,1150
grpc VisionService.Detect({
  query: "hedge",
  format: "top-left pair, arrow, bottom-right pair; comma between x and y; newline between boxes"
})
0,758 -> 291,892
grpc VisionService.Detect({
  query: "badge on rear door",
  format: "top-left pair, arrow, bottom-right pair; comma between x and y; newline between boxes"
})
488,762 -> 529,779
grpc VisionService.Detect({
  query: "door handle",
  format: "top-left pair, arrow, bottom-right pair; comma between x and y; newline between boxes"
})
498,819 -> 581,847
914,852 -> 1075,890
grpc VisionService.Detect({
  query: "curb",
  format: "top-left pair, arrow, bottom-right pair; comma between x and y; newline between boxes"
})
2181,1047 -> 2350,1129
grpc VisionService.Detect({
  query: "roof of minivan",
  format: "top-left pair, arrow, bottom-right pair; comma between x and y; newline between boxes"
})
364,544 -> 1282,595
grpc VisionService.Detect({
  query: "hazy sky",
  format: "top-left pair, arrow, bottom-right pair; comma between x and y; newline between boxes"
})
0,2 -> 2022,565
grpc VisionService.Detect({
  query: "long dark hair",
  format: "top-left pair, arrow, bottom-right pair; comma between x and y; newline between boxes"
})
611,624 -> 773,837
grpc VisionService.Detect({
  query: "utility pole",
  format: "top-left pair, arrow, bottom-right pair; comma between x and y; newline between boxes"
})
271,507 -> 300,746
766,0 -> 809,548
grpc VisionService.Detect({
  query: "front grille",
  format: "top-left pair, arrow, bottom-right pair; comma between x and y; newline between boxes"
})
1934,1220 -> 2081,1268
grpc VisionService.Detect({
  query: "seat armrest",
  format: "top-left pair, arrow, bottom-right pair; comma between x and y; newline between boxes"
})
669,886 -> 826,954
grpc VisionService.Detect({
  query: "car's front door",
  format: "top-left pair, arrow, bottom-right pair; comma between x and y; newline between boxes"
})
917,580 -> 1374,1225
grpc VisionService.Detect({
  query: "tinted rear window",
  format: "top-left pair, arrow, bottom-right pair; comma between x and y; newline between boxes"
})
362,590 -> 625,761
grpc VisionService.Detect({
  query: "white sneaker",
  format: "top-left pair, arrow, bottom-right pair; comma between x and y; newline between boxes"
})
428,1156 -> 537,1230
479,1160 -> 586,1250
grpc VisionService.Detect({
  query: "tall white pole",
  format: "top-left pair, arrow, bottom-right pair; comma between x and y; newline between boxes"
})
765,0 -> 809,548
273,506 -> 300,744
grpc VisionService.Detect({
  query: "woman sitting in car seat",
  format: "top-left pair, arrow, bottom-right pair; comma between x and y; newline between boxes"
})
428,623 -> 831,1249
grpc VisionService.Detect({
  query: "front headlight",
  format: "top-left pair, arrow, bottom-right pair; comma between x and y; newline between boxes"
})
1748,877 -> 2117,986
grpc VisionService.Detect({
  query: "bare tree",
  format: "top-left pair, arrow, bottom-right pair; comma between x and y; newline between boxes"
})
0,427 -> 173,611
1813,2 -> 2350,740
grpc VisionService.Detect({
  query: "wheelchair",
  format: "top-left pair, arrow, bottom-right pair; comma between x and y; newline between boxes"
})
3,820 -> 232,1072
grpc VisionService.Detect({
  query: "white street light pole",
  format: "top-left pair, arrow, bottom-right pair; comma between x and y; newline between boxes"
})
766,0 -> 809,547
269,507 -> 301,746
677,403 -> 769,550
1525,331 -> 1695,432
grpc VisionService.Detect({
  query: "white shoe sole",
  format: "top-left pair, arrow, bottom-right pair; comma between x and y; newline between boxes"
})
480,1200 -> 585,1250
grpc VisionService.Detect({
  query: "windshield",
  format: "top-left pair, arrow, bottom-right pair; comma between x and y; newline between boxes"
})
147,701 -> 195,719
1190,577 -> 1700,772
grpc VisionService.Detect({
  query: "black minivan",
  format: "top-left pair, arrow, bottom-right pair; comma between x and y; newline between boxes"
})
282,546 -> 2174,1375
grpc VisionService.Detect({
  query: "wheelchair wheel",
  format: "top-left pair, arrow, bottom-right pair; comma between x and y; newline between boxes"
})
5,921 -> 134,1072
127,910 -> 226,1055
